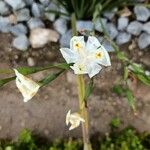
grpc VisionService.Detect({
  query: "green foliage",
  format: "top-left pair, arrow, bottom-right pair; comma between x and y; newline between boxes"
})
110,118 -> 121,128
54,0 -> 135,19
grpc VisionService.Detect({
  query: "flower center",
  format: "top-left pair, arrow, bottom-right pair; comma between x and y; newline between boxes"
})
75,43 -> 81,50
95,52 -> 102,59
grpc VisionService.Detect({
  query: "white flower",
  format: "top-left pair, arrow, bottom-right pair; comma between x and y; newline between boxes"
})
60,36 -> 111,78
14,69 -> 40,102
66,110 -> 85,130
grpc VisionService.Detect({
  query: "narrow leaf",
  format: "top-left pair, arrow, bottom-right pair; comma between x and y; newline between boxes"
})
0,76 -> 15,87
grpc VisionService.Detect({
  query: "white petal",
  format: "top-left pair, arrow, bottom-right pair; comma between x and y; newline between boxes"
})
69,121 -> 80,130
70,36 -> 85,51
86,36 -> 101,53
95,46 -> 111,66
70,62 -> 88,75
14,69 -> 40,102
87,62 -> 102,78
66,110 -> 71,125
60,48 -> 78,64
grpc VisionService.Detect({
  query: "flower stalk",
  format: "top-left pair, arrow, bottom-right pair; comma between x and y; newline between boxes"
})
77,75 -> 92,150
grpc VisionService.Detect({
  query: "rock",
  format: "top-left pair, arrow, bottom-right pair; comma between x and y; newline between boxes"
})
127,21 -> 143,36
15,8 -> 30,22
138,33 -> 150,49
10,23 -> 27,36
29,28 -> 59,48
120,7 -> 132,17
5,0 -> 25,10
53,18 -> 67,35
39,0 -> 49,6
117,17 -> 129,31
116,32 -> 131,45
0,1 -> 10,15
103,8 -> 117,20
27,57 -> 36,66
76,20 -> 93,31
27,18 -> 45,29
95,17 -> 107,32
12,35 -> 30,51
142,22 -> 150,34
59,30 -> 72,47
0,16 -> 11,33
24,0 -> 34,5
31,2 -> 44,18
134,6 -> 150,22
45,12 -> 55,22
105,23 -> 118,39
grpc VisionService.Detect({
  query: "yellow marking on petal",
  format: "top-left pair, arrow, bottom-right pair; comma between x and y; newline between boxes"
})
74,42 -> 82,50
95,52 -> 103,59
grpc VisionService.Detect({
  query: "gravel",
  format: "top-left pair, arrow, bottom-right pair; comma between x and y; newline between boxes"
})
127,21 -> 143,36
116,32 -> 131,45
0,1 -> 10,15
27,18 -> 45,29
138,33 -> 150,49
142,22 -> 150,34
0,16 -> 12,33
117,17 -> 129,31
5,0 -> 25,10
103,8 -> 117,20
95,17 -> 107,32
134,5 -> 150,22
12,35 -> 30,51
76,20 -> 94,31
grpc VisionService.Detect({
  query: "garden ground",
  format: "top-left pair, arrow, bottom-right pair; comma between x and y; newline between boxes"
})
0,33 -> 150,141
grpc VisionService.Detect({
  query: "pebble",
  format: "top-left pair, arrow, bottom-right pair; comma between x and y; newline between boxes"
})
138,33 -> 150,49
0,1 -> 10,15
103,8 -> 117,20
27,18 -> 45,29
24,0 -> 34,6
10,23 -> 27,36
27,57 -> 36,66
105,23 -> 118,39
29,28 -> 59,48
53,18 -> 67,35
134,6 -> 150,22
76,20 -> 94,31
142,22 -> 150,34
127,21 -> 143,36
117,17 -> 129,31
95,17 -> 107,32
5,0 -> 25,10
39,0 -> 50,6
116,32 -> 131,45
15,8 -> 30,22
31,2 -> 44,18
59,30 -> 72,47
0,16 -> 11,33
12,35 -> 30,51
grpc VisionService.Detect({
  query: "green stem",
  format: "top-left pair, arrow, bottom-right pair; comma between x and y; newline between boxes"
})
77,75 -> 92,150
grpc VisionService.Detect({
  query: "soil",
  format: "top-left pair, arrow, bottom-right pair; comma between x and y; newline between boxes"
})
0,33 -> 150,141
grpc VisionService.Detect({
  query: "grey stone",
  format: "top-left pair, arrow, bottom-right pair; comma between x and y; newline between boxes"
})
116,32 -> 131,45
127,21 -> 143,36
105,23 -> 118,39
53,18 -> 67,35
117,17 -> 129,31
60,30 -> 72,47
10,23 -> 27,36
15,8 -> 30,22
0,1 -> 10,15
24,0 -> 34,6
27,57 -> 36,66
95,17 -> 107,32
39,0 -> 49,6
0,16 -> 11,33
103,8 -> 117,20
12,35 -> 30,51
134,6 -> 150,22
142,22 -> 150,34
138,33 -> 150,49
5,0 -> 25,10
45,12 -> 55,22
31,2 -> 44,18
76,20 -> 93,31
27,18 -> 45,29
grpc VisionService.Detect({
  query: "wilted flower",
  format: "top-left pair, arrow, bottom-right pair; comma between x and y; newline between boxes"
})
66,110 -> 85,130
14,69 -> 40,102
60,36 -> 111,78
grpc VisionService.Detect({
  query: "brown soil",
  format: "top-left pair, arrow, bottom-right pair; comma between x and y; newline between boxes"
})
0,33 -> 150,140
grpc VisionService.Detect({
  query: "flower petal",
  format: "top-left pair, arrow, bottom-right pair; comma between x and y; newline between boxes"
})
95,46 -> 111,66
60,48 -> 78,63
14,69 -> 40,102
70,36 -> 85,52
69,121 -> 80,130
86,36 -> 101,53
87,62 -> 102,78
66,110 -> 71,125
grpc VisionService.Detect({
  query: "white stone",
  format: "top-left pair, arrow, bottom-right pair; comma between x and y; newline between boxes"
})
29,28 -> 59,48
117,17 -> 129,31
5,0 -> 25,10
76,20 -> 93,31
95,17 -> 107,32
53,18 -> 67,35
142,22 -> 150,34
138,33 -> 150,49
31,3 -> 44,18
116,32 -> 131,45
0,1 -> 10,15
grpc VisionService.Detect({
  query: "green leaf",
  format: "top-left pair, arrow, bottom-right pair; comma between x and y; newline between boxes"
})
39,70 -> 65,87
112,84 -> 124,96
111,118 -> 121,128
84,79 -> 94,100
0,77 -> 15,87
124,66 -> 129,80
